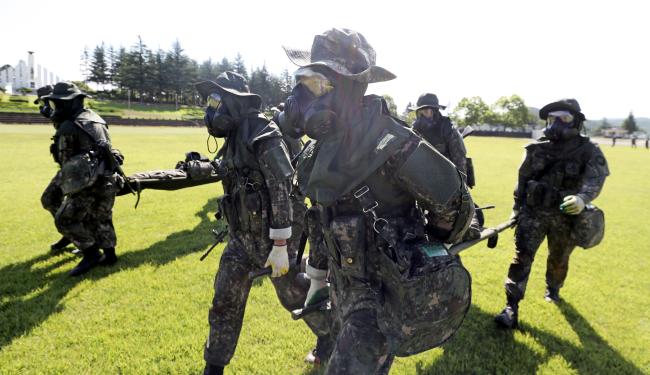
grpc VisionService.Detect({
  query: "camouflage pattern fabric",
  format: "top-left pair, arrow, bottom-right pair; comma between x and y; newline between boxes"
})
204,229 -> 331,366
505,208 -> 576,301
41,171 -> 64,218
320,134 -> 473,374
204,133 -> 331,367
505,136 -> 609,303
54,175 -> 120,250
412,115 -> 467,175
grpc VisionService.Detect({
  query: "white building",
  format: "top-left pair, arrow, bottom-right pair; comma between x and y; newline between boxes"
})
0,51 -> 61,94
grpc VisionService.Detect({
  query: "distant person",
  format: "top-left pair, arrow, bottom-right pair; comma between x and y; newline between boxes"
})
645,135 -> 649,149
42,82 -> 125,276
631,134 -> 637,148
409,93 -> 472,182
612,135 -> 616,147
495,99 -> 609,329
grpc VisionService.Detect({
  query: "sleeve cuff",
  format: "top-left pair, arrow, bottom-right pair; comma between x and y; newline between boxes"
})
269,227 -> 292,240
306,261 -> 328,280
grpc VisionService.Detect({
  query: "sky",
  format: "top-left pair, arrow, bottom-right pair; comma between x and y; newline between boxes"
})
2,0 -> 649,119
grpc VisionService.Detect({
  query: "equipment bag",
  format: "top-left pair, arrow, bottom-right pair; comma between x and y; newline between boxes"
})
572,204 -> 605,249
353,185 -> 471,357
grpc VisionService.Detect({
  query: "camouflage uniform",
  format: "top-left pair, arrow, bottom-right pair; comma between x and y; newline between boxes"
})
505,135 -> 609,302
51,109 -> 121,251
41,171 -> 64,219
282,29 -> 474,373
412,114 -> 468,175
196,73 -> 330,370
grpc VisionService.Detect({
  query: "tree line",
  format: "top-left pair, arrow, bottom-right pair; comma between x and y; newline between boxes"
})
81,36 -> 293,108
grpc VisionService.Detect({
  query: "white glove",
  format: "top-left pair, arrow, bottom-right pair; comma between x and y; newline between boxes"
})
305,263 -> 328,307
560,195 -> 585,215
264,244 -> 289,278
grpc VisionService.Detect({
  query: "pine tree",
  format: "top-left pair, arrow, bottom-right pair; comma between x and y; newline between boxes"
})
89,43 -> 109,88
621,112 -> 638,134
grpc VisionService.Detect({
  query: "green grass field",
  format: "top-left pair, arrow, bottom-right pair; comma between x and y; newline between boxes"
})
0,94 -> 203,120
0,124 -> 648,374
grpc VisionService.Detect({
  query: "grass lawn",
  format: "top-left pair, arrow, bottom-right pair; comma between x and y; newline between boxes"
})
0,124 -> 648,374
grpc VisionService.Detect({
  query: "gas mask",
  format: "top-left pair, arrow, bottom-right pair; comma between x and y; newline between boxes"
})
281,68 -> 337,140
39,99 -> 54,119
50,97 -> 83,124
203,92 -> 236,137
544,110 -> 580,142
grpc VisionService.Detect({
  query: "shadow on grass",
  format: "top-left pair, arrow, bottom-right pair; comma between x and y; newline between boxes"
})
0,197 -> 223,351
413,302 -> 643,374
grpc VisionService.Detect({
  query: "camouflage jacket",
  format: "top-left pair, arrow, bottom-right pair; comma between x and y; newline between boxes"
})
53,109 -> 110,166
219,114 -> 294,238
412,115 -> 467,175
513,136 -> 609,211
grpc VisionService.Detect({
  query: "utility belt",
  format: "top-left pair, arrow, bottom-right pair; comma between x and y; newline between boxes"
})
323,185 -> 471,357
218,170 -> 269,235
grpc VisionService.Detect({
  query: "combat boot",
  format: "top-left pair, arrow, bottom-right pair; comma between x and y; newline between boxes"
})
305,334 -> 333,366
99,247 -> 118,266
494,299 -> 519,329
50,236 -> 72,252
69,246 -> 101,277
203,363 -> 224,375
544,287 -> 560,303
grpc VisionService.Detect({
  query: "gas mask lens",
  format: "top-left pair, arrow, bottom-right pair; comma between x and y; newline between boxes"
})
547,111 -> 574,125
295,68 -> 333,97
207,93 -> 222,109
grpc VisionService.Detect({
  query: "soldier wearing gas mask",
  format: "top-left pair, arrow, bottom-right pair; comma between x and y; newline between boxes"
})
410,93 -> 469,178
42,82 -> 125,276
495,99 -> 609,329
281,28 -> 474,374
195,72 -> 331,375
36,85 -> 74,252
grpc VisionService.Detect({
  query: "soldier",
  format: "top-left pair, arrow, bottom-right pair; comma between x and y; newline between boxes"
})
410,93 -> 469,177
495,99 -> 609,329
281,28 -> 474,373
36,84 -> 74,252
42,82 -> 124,276
195,72 -> 330,375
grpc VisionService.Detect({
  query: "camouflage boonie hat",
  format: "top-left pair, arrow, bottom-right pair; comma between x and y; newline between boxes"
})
283,28 -> 396,84
409,93 -> 447,111
195,71 -> 262,108
33,85 -> 54,104
42,82 -> 90,101
539,98 -> 586,121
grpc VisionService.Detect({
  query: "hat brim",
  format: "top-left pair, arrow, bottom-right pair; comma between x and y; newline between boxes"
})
195,80 -> 262,109
539,101 -> 585,121
283,47 -> 396,84
41,92 -> 89,101
408,104 -> 446,112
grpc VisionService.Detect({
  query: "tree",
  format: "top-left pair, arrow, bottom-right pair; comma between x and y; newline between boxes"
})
198,58 -> 216,81
493,94 -> 530,128
80,46 -> 91,81
621,112 -> 638,134
382,94 -> 398,117
89,43 -> 109,88
233,53 -> 248,79
452,96 -> 491,126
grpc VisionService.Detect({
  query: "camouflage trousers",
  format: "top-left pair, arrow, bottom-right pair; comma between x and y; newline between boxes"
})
505,208 -> 576,302
326,260 -> 393,374
41,171 -> 64,218
204,230 -> 330,367
54,175 -> 119,251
